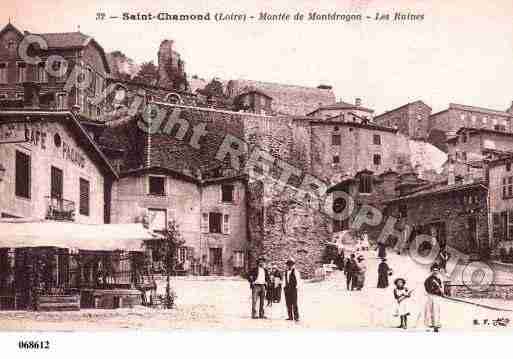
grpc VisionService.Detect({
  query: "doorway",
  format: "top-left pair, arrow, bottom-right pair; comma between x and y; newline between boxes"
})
209,248 -> 223,276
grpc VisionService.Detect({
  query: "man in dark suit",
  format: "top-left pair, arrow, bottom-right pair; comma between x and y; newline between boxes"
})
248,257 -> 270,319
284,257 -> 301,321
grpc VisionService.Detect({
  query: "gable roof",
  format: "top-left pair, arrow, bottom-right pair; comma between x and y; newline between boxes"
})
0,23 -> 24,38
227,79 -> 335,116
0,109 -> 118,178
307,100 -> 374,115
374,100 -> 431,119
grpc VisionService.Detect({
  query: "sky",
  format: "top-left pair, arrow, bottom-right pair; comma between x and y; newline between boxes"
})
1,0 -> 513,114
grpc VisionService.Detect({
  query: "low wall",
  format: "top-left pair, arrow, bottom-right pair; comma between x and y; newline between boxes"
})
447,284 -> 513,300
81,289 -> 142,309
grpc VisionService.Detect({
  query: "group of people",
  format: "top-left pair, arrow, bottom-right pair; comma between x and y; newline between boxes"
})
343,253 -> 367,290
248,257 -> 301,321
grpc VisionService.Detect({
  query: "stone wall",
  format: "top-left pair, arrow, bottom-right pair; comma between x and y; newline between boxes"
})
374,101 -> 431,139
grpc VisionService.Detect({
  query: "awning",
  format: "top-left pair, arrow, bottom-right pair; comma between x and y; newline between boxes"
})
0,222 -> 162,252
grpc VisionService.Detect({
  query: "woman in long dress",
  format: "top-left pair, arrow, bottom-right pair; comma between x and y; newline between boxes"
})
377,258 -> 390,288
424,264 -> 443,332
393,278 -> 412,329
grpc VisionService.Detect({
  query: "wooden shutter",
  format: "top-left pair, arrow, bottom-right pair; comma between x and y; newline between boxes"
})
223,214 -> 231,234
15,151 -> 30,198
51,166 -> 63,199
79,178 -> 90,216
201,213 -> 209,233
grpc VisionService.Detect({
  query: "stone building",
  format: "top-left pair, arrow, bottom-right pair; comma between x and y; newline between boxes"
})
233,89 -> 273,115
306,98 -> 374,120
304,116 -> 410,183
384,179 -> 489,258
0,87 -> 117,223
0,23 -> 112,122
373,100 -> 432,140
226,79 -> 335,116
487,156 -> 513,257
428,103 -> 513,151
446,127 -> 513,166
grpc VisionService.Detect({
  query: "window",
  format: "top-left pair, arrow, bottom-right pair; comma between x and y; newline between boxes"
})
37,62 -> 47,83
79,178 -> 90,216
209,212 -> 223,233
52,61 -> 66,81
221,184 -> 234,203
56,93 -> 67,109
373,134 -> 381,145
358,174 -> 372,194
17,62 -> 26,83
7,40 -> 16,50
233,251 -> 244,268
502,177 -> 513,199
0,63 -> 7,84
223,214 -> 230,234
178,247 -> 187,263
398,204 -> 408,219
333,219 -> 345,233
507,163 -> 512,172
333,155 -> 340,164
201,213 -> 209,233
148,176 -> 166,196
508,210 -> 513,241
15,151 -> 30,199
332,134 -> 341,146
373,154 -> 382,166
148,208 -> 167,231
495,124 -> 506,132
51,166 -> 63,199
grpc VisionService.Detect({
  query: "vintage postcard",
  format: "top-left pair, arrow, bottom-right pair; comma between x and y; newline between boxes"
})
1,0 -> 513,343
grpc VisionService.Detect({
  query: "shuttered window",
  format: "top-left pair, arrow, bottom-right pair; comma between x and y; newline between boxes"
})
79,178 -> 90,216
51,166 -> 63,199
201,213 -> 209,233
223,214 -> 231,234
209,212 -> 223,233
15,151 -> 30,199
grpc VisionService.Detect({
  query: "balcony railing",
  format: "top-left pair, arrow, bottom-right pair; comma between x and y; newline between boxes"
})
45,196 -> 76,222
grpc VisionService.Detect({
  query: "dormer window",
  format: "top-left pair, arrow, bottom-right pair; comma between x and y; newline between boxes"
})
7,40 -> 16,51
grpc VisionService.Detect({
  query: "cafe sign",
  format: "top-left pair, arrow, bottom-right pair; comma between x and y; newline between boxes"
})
0,122 -> 30,144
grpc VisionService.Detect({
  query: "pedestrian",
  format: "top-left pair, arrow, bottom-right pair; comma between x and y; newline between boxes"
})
266,264 -> 274,307
284,257 -> 301,322
271,265 -> 282,303
393,278 -> 412,329
438,249 -> 450,272
361,232 -> 370,251
248,257 -> 270,319
344,254 -> 355,290
424,263 -> 444,332
377,258 -> 391,288
377,241 -> 386,259
355,255 -> 367,290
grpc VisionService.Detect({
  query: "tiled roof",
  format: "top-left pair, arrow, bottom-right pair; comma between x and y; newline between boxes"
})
309,100 -> 374,114
385,180 -> 486,203
448,103 -> 512,117
228,79 -> 335,116
36,32 -> 91,49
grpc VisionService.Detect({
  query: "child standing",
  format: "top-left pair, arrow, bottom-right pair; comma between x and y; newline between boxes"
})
393,278 -> 412,329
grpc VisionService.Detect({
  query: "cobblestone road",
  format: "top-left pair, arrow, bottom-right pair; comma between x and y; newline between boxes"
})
1,252 -> 512,331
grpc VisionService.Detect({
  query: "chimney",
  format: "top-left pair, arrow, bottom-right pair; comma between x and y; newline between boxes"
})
23,82 -> 40,108
355,98 -> 362,107
448,162 -> 455,186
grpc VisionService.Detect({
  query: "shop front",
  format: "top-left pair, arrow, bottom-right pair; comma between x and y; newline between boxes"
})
0,221 -> 159,311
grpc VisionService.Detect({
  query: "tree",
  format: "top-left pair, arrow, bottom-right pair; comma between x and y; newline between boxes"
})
199,78 -> 226,99
155,219 -> 185,308
132,61 -> 159,86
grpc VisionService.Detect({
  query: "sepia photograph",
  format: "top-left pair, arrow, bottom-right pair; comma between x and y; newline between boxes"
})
0,1 -> 513,354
